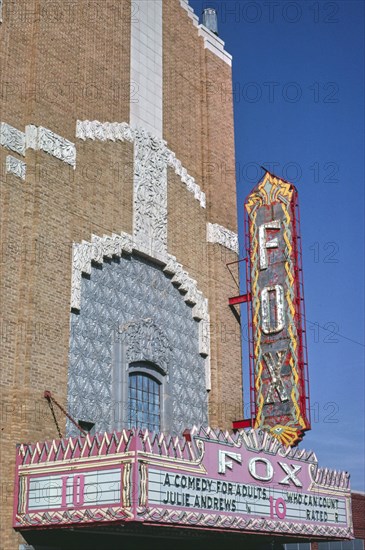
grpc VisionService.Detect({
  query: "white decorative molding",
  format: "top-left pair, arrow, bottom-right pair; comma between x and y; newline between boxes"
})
0,122 -> 26,156
70,232 -> 211,390
166,150 -> 206,207
1,122 -> 76,172
207,222 -> 239,254
6,156 -> 26,180
179,0 -> 199,26
73,121 -> 211,387
24,125 -> 38,150
133,129 -> 168,258
76,120 -> 134,142
177,1 -> 232,65
162,254 -> 208,324
120,318 -> 171,375
71,232 -> 133,311
198,25 -> 232,66
130,0 -> 163,137
76,120 -> 206,209
163,253 -> 211,389
26,125 -> 76,168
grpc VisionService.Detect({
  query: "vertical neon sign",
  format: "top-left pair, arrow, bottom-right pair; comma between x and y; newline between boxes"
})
245,171 -> 310,446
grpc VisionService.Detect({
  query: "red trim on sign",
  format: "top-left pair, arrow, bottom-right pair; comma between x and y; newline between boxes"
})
232,418 -> 254,430
228,293 -> 252,306
244,172 -> 311,435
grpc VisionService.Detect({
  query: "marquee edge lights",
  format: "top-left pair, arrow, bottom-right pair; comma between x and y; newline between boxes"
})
245,171 -> 311,446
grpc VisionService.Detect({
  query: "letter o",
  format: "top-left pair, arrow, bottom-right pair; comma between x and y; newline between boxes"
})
248,458 -> 274,481
261,285 -> 285,334
84,83 -> 100,102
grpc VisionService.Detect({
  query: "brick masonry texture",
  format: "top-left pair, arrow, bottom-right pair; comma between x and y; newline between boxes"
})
163,1 -> 242,428
0,1 -> 242,548
351,492 -> 365,539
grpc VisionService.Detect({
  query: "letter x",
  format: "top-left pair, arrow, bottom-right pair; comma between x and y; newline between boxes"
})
263,350 -> 289,404
278,462 -> 302,487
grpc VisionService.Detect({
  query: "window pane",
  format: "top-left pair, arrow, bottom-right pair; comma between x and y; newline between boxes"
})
128,372 -> 160,432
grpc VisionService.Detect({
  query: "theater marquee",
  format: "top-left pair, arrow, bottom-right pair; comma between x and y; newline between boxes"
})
14,428 -> 353,539
245,172 -> 311,446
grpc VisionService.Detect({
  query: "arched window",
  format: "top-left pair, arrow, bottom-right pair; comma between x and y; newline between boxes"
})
128,371 -> 161,432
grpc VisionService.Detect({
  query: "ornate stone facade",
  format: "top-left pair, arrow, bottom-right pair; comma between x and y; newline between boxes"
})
70,232 -> 133,311
119,318 -> 171,374
1,2 -> 243,547
133,129 -> 169,258
70,231 -> 210,389
67,254 -> 208,436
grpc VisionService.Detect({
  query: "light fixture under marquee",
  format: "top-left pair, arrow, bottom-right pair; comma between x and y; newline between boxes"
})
245,171 -> 311,446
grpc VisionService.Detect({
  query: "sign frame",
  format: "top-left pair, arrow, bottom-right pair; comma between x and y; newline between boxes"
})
14,428 -> 353,540
244,172 -> 311,445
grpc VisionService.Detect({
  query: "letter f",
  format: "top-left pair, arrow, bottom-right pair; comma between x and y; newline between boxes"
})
218,450 -> 242,474
259,220 -> 281,270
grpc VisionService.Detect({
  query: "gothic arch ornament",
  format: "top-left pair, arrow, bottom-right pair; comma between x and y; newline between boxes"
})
70,233 -> 211,390
118,318 -> 171,376
112,318 -> 172,433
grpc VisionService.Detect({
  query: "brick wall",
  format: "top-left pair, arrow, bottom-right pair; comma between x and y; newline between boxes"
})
352,492 -> 365,540
163,1 -> 242,428
1,3 -> 132,547
0,1 -> 243,547
163,1 -> 205,185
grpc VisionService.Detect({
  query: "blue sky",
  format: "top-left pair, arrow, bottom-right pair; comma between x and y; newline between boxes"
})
190,0 -> 365,491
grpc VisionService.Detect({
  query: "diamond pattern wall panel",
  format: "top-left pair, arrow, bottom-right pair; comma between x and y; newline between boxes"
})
67,254 -> 207,436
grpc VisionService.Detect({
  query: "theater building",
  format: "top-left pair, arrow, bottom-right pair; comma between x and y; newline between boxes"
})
0,1 -> 362,549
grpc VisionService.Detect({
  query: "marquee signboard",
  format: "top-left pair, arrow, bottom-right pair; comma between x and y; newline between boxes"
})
14,428 -> 353,539
245,172 -> 311,446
